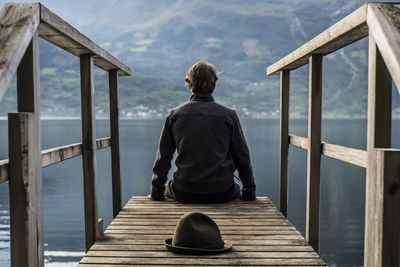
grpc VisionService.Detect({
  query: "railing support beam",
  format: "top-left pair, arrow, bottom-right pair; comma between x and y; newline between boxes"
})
9,31 -> 43,267
364,34 -> 393,267
109,69 -> 122,218
306,54 -> 323,253
279,70 -> 290,217
80,54 -> 99,252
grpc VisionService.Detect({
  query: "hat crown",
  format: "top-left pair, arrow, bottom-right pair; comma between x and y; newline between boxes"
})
172,212 -> 224,249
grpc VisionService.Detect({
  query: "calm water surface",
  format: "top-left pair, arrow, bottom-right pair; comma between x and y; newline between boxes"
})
0,118 -> 399,266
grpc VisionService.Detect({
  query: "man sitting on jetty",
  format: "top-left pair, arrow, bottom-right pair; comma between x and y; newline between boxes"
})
148,61 -> 256,203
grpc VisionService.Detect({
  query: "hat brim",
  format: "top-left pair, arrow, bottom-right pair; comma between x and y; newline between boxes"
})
164,238 -> 232,255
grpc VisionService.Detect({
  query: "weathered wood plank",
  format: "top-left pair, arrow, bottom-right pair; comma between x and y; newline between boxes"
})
104,230 -> 299,236
106,225 -> 295,230
41,137 -> 110,167
279,70 -> 290,217
367,3 -> 400,92
109,69 -> 122,218
80,256 -> 326,266
91,244 -> 314,253
322,142 -> 368,168
38,4 -> 131,76
110,219 -> 291,226
0,159 -> 8,183
0,137 -> 110,183
8,113 -> 42,267
13,30 -> 44,267
306,54 -> 322,253
93,239 -> 308,246
0,3 -> 40,101
80,54 -> 99,252
101,233 -> 305,240
289,134 -> 368,168
85,250 -> 319,258
364,35 -> 393,267
266,4 -> 367,75
376,149 -> 400,266
289,135 -> 309,150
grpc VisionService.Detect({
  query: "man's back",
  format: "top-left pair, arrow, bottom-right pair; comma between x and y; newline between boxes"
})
150,61 -> 255,203
169,93 -> 238,195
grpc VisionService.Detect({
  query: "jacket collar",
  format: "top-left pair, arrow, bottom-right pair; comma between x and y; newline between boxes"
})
190,93 -> 214,102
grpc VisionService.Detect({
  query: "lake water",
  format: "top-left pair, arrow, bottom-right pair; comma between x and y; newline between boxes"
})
0,118 -> 399,266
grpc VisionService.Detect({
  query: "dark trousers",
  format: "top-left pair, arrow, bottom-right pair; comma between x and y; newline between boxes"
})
164,180 -> 240,204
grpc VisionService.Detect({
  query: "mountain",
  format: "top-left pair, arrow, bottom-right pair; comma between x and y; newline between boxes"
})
0,0 -> 399,118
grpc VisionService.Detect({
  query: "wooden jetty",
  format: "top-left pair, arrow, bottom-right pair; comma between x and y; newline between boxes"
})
78,197 -> 325,266
0,2 -> 399,267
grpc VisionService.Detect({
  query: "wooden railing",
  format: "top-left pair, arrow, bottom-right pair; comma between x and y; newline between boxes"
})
0,3 -> 131,267
267,3 -> 400,267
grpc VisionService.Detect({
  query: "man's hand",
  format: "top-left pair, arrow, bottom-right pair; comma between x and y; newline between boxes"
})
147,193 -> 164,201
240,187 -> 256,201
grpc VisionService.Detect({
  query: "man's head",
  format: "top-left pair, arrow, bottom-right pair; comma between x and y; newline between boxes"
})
185,61 -> 219,94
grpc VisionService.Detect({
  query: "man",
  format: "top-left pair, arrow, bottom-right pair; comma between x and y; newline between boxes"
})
149,61 -> 256,203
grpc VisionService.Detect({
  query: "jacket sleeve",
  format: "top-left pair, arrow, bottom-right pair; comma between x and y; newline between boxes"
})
230,111 -> 256,200
151,113 -> 176,200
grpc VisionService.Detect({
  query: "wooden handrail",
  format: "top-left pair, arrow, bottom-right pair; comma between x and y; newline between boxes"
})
0,3 -> 131,102
267,3 -> 400,263
0,4 -> 129,266
0,137 -> 111,183
266,4 -> 368,75
289,134 -> 368,168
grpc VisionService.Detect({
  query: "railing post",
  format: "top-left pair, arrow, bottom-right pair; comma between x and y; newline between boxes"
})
9,31 -> 43,267
279,70 -> 290,217
365,34 -> 393,267
80,54 -> 99,252
109,69 -> 122,218
306,54 -> 322,253
373,149 -> 400,267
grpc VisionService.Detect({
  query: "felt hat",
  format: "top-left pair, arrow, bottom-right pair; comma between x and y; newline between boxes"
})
164,212 -> 232,254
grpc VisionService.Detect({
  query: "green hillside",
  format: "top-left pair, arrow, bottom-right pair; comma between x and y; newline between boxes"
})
0,0 -> 399,118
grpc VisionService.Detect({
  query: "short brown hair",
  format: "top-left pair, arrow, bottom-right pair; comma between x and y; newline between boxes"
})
185,61 -> 219,94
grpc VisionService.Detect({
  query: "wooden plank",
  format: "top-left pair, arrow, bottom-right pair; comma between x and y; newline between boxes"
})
93,239 -> 308,246
109,70 -> 122,218
80,256 -> 326,266
106,225 -> 296,231
91,245 -> 314,253
80,54 -> 99,252
39,4 -> 131,76
104,236 -> 304,241
85,250 -> 319,258
289,134 -> 368,168
322,142 -> 367,168
13,30 -> 44,267
0,159 -> 8,184
266,4 -> 367,75
367,3 -> 400,92
279,70 -> 290,217
8,113 -> 42,267
376,149 -> 400,267
365,35 -> 394,267
306,55 -> 322,253
0,3 -> 40,101
0,137 -> 110,183
110,219 -> 291,226
289,135 -> 309,150
41,137 -> 110,167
